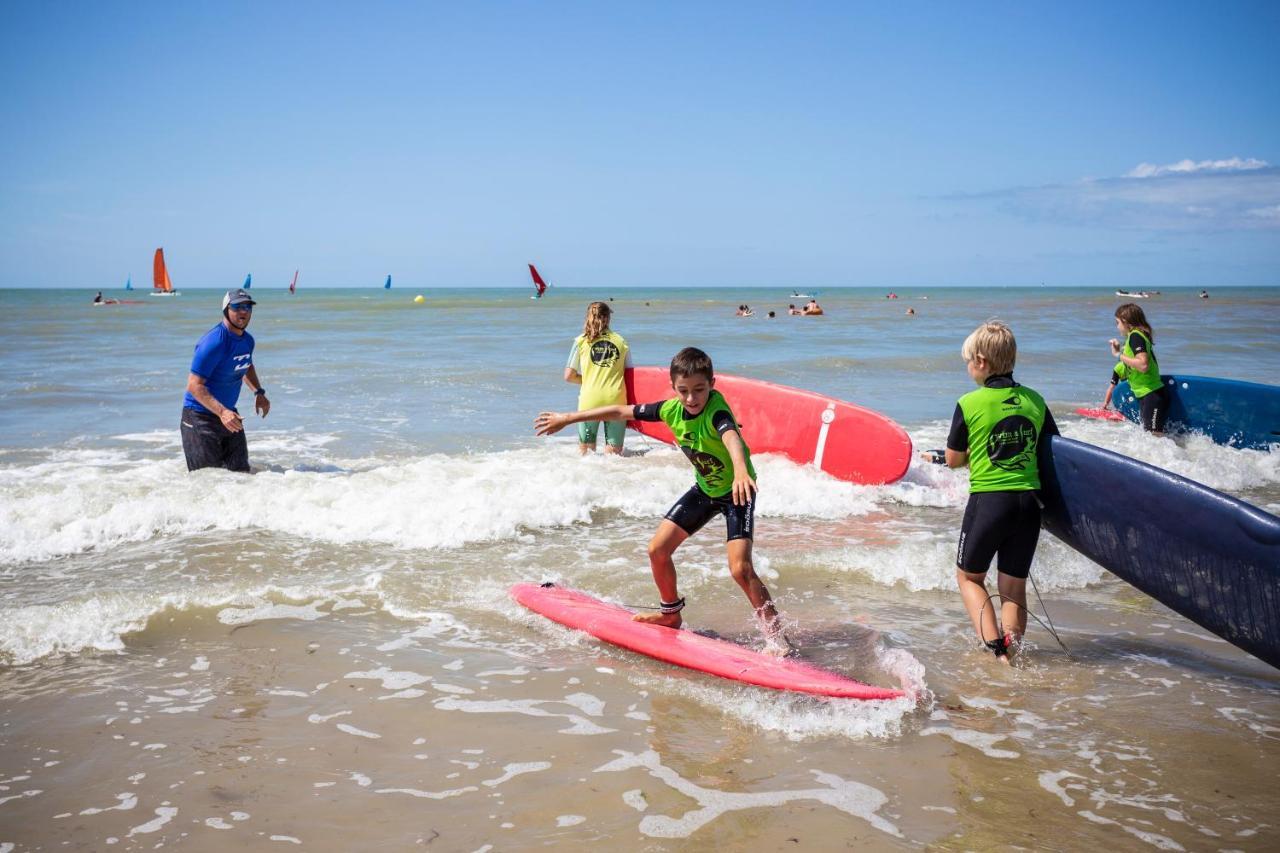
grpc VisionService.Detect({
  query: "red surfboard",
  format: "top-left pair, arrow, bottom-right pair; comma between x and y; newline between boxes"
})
1075,407 -> 1125,422
625,367 -> 912,485
511,584 -> 905,700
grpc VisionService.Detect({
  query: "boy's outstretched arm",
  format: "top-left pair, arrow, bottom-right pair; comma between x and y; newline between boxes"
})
721,429 -> 758,506
535,404 -> 636,436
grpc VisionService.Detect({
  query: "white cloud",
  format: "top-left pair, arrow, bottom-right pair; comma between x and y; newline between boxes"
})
948,160 -> 1280,232
1245,204 -> 1280,221
1126,157 -> 1268,178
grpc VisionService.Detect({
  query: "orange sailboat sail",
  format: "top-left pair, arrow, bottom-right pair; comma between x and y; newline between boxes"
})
153,248 -> 173,292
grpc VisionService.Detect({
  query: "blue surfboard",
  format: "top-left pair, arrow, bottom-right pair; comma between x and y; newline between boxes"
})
1039,435 -> 1280,669
1113,374 -> 1280,449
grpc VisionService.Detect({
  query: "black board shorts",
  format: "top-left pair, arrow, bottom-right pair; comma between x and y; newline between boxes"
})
180,407 -> 249,473
956,490 -> 1041,579
664,485 -> 754,541
1139,385 -> 1171,433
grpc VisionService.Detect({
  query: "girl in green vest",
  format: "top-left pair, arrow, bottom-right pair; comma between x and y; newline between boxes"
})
934,321 -> 1059,662
1101,303 -> 1168,435
564,302 -> 632,454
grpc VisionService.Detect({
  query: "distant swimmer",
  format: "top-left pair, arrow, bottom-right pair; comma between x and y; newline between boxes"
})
180,288 -> 271,473
929,321 -> 1059,663
1102,303 -> 1166,436
801,299 -> 823,316
906,307 -> 916,316
564,301 -> 632,455
767,310 -> 776,318
1199,290 -> 1210,299
93,291 -> 103,304
787,304 -> 802,316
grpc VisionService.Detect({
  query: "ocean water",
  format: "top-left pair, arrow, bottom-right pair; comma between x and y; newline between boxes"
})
1,285 -> 1278,850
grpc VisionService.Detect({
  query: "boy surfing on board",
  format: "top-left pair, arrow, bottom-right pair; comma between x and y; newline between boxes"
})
534,347 -> 789,653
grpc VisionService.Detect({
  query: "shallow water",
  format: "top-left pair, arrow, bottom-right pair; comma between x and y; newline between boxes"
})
1,285 -> 1278,849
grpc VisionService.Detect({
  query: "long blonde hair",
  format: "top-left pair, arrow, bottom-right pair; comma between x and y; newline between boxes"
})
581,301 -> 612,341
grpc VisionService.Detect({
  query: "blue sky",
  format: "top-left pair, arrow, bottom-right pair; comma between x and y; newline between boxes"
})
1,1 -> 1277,288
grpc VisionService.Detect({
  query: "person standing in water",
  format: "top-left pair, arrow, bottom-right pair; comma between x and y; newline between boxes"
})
933,321 -> 1058,662
564,301 -> 632,454
1101,303 -> 1167,435
180,288 -> 270,472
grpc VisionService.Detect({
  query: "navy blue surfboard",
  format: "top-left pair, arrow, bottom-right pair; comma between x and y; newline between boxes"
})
1114,375 -> 1280,450
1039,435 -> 1280,669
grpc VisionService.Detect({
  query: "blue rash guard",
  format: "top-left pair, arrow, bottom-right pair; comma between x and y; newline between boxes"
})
182,323 -> 255,414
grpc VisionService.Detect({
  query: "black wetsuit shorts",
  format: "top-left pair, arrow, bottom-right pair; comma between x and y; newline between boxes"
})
956,491 -> 1041,579
664,485 -> 754,541
1139,385 -> 1170,433
180,407 -> 250,473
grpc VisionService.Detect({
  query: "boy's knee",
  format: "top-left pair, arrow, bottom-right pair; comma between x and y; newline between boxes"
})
648,538 -> 675,561
728,558 -> 755,585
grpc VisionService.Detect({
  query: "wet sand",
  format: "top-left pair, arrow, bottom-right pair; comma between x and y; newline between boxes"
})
2,581 -> 1277,851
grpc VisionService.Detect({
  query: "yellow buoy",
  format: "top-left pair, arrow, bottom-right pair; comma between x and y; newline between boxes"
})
414,294 -> 425,303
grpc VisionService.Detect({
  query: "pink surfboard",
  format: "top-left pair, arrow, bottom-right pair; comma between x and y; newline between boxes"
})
624,367 -> 912,485
1075,407 -> 1125,422
511,583 -> 905,700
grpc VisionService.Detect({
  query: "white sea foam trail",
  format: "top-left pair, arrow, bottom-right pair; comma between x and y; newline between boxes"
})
4,425 -> 1275,567
0,443 -> 898,566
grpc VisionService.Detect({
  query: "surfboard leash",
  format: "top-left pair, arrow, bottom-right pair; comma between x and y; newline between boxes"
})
979,586 -> 1071,658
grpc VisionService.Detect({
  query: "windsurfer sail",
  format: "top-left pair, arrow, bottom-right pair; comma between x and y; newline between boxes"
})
529,264 -> 548,299
125,275 -> 133,291
289,270 -> 298,294
384,275 -> 392,290
243,273 -> 252,290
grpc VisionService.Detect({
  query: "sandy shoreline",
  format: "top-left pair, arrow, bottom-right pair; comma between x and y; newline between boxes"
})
2,585 -> 1277,851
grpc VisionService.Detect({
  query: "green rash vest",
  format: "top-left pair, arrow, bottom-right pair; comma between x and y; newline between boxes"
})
957,384 -> 1049,493
659,391 -> 755,498
574,330 -> 630,410
1115,329 -> 1162,398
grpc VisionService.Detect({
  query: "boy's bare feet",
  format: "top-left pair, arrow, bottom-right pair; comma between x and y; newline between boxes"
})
633,611 -> 682,629
762,634 -> 796,658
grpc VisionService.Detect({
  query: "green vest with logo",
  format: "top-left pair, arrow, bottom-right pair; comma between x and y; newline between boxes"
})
1119,329 -> 1162,398
957,383 -> 1048,493
575,330 -> 629,410
659,390 -> 754,498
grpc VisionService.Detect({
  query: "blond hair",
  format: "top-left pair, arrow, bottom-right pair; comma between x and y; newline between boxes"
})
581,301 -> 612,342
961,320 -> 1017,374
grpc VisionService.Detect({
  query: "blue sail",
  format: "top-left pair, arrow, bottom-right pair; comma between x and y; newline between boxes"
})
125,275 -> 133,291
384,275 -> 391,289
243,274 -> 252,289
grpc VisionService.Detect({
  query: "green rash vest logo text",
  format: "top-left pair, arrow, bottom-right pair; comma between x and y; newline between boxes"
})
987,415 -> 1038,472
681,442 -> 726,484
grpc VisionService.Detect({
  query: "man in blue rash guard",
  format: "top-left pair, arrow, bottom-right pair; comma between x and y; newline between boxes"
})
180,288 -> 271,472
